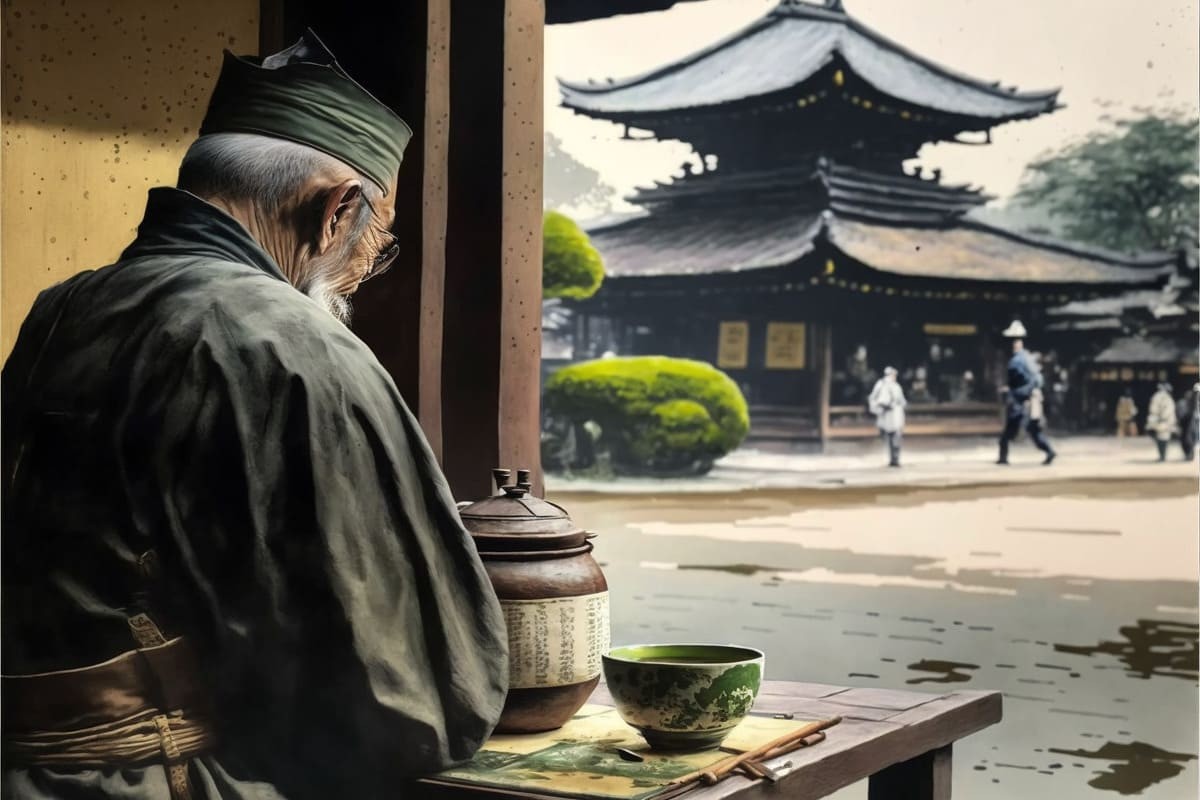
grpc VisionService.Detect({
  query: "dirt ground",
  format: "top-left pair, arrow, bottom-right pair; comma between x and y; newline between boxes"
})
554,476 -> 1200,799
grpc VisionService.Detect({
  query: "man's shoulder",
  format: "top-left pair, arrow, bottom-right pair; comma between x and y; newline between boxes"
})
163,260 -> 374,363
94,254 -> 379,377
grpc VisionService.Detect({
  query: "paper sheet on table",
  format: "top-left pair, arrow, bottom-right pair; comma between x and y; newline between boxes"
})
430,704 -> 820,800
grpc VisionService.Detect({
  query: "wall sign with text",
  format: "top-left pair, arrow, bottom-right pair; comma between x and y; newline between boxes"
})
717,321 -> 749,369
765,322 -> 806,369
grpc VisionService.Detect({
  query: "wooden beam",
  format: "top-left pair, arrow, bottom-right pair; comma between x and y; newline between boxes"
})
290,0 -> 450,460
818,321 -> 833,444
416,0 -> 451,459
868,745 -> 953,800
441,0 -> 544,501
258,0 -> 287,54
497,0 -> 545,497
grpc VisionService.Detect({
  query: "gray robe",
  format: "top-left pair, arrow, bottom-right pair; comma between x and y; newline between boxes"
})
2,188 -> 508,799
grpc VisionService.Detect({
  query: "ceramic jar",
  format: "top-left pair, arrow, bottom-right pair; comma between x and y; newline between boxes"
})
458,468 -> 610,733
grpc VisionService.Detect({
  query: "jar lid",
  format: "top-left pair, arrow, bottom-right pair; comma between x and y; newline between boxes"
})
458,468 -> 589,552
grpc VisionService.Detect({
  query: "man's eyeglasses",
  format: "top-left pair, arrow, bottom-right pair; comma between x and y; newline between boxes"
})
360,194 -> 399,283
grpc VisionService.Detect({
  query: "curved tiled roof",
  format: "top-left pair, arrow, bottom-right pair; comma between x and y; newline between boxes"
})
827,218 -> 1171,285
559,0 -> 1058,122
1093,336 -> 1198,365
586,207 -> 1173,288
587,206 -> 823,277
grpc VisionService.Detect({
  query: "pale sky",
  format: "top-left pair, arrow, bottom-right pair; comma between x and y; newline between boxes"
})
545,0 -> 1199,218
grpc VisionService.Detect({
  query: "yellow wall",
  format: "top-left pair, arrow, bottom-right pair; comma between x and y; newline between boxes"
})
1,0 -> 259,359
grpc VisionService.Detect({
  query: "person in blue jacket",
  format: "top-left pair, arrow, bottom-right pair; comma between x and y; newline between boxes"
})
996,320 -> 1056,465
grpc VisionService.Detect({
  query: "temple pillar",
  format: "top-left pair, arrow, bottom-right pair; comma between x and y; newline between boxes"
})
273,0 -> 545,500
268,0 -> 451,461
818,321 -> 833,444
440,0 -> 545,499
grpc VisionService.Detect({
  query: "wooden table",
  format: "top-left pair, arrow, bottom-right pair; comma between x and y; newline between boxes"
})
421,680 -> 1003,800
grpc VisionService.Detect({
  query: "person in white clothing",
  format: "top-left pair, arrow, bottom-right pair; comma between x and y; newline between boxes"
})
1147,382 -> 1178,462
868,366 -> 907,467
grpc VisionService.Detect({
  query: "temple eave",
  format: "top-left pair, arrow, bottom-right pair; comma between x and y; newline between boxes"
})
560,77 -> 1057,131
581,208 -> 1173,297
556,3 -> 1060,124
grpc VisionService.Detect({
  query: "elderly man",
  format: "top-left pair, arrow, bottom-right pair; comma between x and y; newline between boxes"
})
2,33 -> 508,800
996,320 -> 1056,466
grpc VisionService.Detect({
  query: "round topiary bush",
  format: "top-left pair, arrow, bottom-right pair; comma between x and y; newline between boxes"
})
543,210 -> 604,300
543,356 -> 750,476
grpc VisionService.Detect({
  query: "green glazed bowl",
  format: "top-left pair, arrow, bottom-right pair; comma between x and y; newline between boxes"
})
602,643 -> 765,751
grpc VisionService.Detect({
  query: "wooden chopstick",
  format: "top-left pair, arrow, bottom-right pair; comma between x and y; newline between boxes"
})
760,730 -> 826,761
668,716 -> 842,787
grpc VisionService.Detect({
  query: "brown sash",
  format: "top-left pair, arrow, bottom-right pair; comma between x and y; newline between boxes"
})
3,636 -> 213,799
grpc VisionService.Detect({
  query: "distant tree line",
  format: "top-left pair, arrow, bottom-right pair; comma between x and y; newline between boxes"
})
1013,111 -> 1199,254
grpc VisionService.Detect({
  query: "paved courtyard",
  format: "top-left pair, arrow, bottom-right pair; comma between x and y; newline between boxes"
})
547,435 -> 1198,494
550,460 -> 1199,799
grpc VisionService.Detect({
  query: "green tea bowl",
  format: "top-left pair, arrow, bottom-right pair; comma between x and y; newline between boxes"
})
602,643 -> 765,751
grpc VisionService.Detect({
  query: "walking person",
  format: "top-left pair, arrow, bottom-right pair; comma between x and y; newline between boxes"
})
1147,382 -> 1178,462
1115,387 -> 1139,437
1027,385 -> 1048,445
1178,383 -> 1199,461
869,366 -> 906,467
996,320 -> 1056,465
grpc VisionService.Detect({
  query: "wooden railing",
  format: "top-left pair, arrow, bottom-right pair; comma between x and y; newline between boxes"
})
829,401 -> 1003,437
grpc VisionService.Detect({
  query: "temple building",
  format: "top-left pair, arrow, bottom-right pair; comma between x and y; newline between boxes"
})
1045,269 -> 1198,430
551,0 -> 1183,443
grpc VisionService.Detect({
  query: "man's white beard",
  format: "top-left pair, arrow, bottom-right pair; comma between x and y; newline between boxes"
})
306,277 -> 353,326
301,252 -> 354,326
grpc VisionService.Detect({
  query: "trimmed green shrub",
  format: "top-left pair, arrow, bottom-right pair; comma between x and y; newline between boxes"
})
543,356 -> 750,476
543,210 -> 604,300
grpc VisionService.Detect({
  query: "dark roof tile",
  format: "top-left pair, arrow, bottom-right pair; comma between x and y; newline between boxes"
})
560,1 -> 1058,121
586,206 -> 1172,286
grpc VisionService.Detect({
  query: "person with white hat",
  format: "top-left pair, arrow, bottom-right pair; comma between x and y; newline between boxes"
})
996,320 -> 1056,465
868,366 -> 907,467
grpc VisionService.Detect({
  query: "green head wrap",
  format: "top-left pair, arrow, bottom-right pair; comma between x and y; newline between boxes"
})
198,30 -> 412,195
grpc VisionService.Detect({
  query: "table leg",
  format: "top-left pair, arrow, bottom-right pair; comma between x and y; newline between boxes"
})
867,744 -> 952,800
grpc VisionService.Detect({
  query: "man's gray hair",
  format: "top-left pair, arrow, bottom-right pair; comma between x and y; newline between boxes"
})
176,132 -> 382,210
178,132 -> 382,326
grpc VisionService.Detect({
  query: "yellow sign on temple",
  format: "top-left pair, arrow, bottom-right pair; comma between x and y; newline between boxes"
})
717,321 -> 749,369
766,322 -> 806,369
922,323 -> 978,336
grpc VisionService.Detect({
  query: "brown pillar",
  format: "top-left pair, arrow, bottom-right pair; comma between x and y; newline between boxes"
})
818,321 -> 833,443
412,1 -> 451,460
275,0 -> 451,460
441,0 -> 545,501
868,745 -> 952,800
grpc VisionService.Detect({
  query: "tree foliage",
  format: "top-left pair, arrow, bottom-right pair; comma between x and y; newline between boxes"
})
543,210 -> 604,300
544,132 -> 618,219
543,356 -> 750,476
1013,112 -> 1199,253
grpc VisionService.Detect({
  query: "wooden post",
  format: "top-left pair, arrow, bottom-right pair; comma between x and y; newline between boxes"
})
440,0 -> 544,501
868,744 -> 953,800
276,0 -> 451,460
818,321 -> 833,444
573,310 -> 586,360
258,0 -> 286,54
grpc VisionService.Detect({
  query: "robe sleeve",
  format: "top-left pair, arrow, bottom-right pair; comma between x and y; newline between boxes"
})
867,381 -> 884,415
117,289 -> 508,797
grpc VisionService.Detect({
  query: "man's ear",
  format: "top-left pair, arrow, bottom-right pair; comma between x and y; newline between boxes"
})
316,179 -> 363,255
